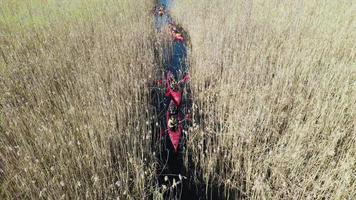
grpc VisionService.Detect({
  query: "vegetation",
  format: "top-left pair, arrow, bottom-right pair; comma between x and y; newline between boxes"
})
1,0 -> 355,199
171,0 -> 355,199
0,0 -> 158,199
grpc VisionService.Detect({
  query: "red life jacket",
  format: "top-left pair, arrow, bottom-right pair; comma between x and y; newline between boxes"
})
166,107 -> 183,152
164,73 -> 190,106
174,34 -> 184,42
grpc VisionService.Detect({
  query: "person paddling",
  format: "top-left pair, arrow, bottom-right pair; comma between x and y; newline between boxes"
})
174,32 -> 184,42
171,28 -> 184,42
158,6 -> 165,16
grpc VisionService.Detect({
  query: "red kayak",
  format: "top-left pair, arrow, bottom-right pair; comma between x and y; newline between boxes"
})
159,72 -> 190,152
166,102 -> 183,152
164,72 -> 189,106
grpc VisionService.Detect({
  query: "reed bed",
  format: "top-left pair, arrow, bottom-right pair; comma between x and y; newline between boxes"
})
0,0 -> 158,199
1,0 -> 355,199
172,0 -> 355,199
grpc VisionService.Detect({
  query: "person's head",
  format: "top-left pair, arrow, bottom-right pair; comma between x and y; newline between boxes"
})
158,6 -> 164,15
171,27 -> 178,34
168,116 -> 178,131
169,104 -> 178,115
170,79 -> 180,91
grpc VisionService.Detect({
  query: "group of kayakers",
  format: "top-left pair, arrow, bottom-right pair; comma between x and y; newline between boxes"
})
155,6 -> 184,42
151,3 -> 192,194
170,23 -> 184,42
151,3 -> 192,153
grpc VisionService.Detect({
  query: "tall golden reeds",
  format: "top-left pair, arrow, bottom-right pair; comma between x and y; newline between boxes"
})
172,0 -> 355,199
0,0 -> 158,199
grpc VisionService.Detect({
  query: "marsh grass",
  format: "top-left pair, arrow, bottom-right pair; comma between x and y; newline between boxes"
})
0,0 -> 160,199
1,0 -> 355,199
0,0 -> 122,30
172,0 -> 355,199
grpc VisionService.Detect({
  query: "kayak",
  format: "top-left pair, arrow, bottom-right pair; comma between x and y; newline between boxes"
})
154,0 -> 190,153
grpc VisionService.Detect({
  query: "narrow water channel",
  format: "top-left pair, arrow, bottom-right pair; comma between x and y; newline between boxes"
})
151,0 -> 233,200
151,1 -> 235,199
151,0 -> 193,199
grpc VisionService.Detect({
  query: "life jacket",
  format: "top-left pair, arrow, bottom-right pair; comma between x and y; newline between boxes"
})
164,73 -> 190,106
165,81 -> 182,106
165,73 -> 182,106
166,104 -> 183,152
174,33 -> 184,42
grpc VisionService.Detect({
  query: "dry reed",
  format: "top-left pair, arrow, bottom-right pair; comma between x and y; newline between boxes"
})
172,0 -> 355,199
0,0 -> 158,199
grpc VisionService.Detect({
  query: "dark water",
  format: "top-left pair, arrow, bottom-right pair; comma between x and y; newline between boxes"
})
155,0 -> 187,79
152,1 -> 235,199
155,0 -> 172,31
170,41 -> 188,78
153,0 -> 190,199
